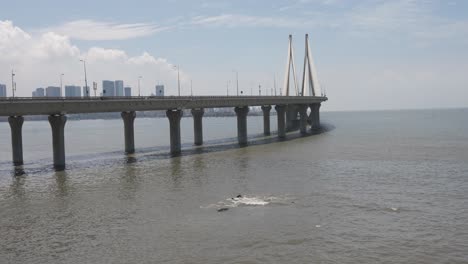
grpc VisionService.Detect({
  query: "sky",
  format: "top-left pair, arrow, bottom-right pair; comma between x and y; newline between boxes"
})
1,0 -> 467,111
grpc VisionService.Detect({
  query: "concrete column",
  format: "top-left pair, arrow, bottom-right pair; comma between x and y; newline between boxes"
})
166,109 -> 183,154
261,105 -> 272,135
298,105 -> 308,135
48,114 -> 67,170
8,116 -> 24,166
286,105 -> 299,131
309,103 -> 322,130
275,105 -> 286,138
234,106 -> 249,146
121,111 -> 136,153
191,108 -> 205,146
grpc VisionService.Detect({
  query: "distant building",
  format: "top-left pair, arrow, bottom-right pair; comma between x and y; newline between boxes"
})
82,86 -> 90,97
65,85 -> 81,97
0,84 -> 6,97
115,80 -> 124,96
156,85 -> 164,96
102,80 -> 115,96
33,88 -> 45,97
124,87 -> 132,96
46,86 -> 61,97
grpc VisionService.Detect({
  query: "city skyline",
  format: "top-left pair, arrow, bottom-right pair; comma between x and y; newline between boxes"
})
1,0 -> 468,110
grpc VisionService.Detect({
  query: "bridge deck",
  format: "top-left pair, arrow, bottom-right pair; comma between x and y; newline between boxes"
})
0,96 -> 327,116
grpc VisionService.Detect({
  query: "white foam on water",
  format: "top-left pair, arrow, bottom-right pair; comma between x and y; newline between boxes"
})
230,196 -> 270,206
201,195 -> 291,209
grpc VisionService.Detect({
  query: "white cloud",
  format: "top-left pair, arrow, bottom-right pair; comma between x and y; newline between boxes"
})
191,14 -> 314,28
0,20 -> 186,97
86,47 -> 128,62
43,19 -> 170,41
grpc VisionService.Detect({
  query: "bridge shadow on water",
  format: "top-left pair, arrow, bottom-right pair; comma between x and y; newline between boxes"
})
2,123 -> 335,177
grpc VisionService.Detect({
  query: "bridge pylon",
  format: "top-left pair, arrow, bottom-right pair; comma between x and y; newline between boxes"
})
283,35 -> 299,96
301,34 -> 321,97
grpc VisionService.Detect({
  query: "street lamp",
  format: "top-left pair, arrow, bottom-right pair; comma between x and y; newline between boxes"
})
233,70 -> 239,96
173,65 -> 180,96
11,70 -> 16,98
138,76 -> 142,96
190,79 -> 193,97
274,74 -> 277,96
60,73 -> 64,96
226,80 -> 230,96
79,59 -> 88,97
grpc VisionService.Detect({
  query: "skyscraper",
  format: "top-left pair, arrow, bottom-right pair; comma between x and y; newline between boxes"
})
33,88 -> 45,97
115,80 -> 124,96
65,85 -> 81,97
46,86 -> 61,97
0,84 -> 6,97
124,87 -> 132,96
102,80 -> 115,96
156,85 -> 165,96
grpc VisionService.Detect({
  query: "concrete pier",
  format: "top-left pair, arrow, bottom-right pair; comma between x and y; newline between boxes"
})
166,109 -> 183,154
234,106 -> 249,145
48,114 -> 67,170
121,111 -> 136,153
8,116 -> 24,166
191,108 -> 204,146
298,105 -> 308,135
261,105 -> 272,135
286,105 -> 299,131
275,105 -> 286,138
309,103 -> 321,130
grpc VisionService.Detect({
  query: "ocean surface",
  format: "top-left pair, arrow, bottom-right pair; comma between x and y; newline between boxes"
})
1,109 -> 468,263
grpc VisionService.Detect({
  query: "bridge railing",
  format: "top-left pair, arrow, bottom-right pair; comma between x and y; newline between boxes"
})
0,95 -> 328,102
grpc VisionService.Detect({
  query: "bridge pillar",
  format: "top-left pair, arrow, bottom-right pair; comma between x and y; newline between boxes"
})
309,103 -> 322,130
286,105 -> 299,131
261,105 -> 272,135
8,116 -> 24,166
298,105 -> 308,135
121,111 -> 136,154
234,106 -> 249,146
191,108 -> 204,146
48,114 -> 67,170
275,105 -> 286,138
166,109 -> 184,154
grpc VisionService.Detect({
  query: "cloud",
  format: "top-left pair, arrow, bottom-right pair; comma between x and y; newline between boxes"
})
191,14 -> 313,28
0,20 -> 186,97
43,19 -> 170,41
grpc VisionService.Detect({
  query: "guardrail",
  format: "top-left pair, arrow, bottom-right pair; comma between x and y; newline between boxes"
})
0,95 -> 328,101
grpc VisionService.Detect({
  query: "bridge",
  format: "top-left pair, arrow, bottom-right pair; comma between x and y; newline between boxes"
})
1,34 -> 327,170
1,96 -> 326,170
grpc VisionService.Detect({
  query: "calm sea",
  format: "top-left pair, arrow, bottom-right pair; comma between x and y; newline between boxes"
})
1,109 -> 468,263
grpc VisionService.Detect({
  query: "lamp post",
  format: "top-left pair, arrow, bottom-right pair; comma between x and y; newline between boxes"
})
233,70 -> 239,96
274,74 -> 277,96
79,59 -> 88,97
138,76 -> 142,97
60,73 -> 64,96
11,70 -> 15,98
